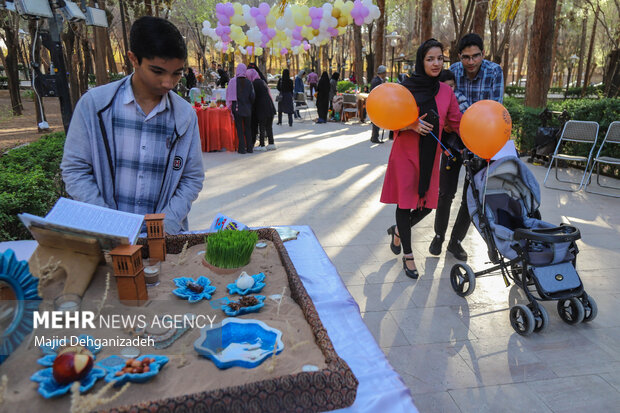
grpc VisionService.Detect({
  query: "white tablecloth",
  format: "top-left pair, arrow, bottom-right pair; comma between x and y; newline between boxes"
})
0,225 -> 417,412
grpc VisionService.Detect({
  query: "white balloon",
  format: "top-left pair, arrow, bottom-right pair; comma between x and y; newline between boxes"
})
319,19 -> 328,31
202,20 -> 211,29
371,6 -> 380,20
276,17 -> 286,31
364,14 -> 373,25
322,3 -> 333,14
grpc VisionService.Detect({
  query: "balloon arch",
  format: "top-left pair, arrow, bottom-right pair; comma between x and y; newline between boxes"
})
202,1 -> 381,57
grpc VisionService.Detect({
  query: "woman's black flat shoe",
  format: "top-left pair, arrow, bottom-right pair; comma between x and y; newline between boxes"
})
387,225 -> 401,255
402,256 -> 419,279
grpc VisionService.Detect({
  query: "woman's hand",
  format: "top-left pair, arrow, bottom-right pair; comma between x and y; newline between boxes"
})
400,113 -> 432,135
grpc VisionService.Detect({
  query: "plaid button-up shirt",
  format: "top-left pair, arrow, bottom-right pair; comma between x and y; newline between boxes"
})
112,78 -> 174,216
450,59 -> 504,106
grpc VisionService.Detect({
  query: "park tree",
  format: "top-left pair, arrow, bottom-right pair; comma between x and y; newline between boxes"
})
525,0 -> 558,108
0,11 -> 23,115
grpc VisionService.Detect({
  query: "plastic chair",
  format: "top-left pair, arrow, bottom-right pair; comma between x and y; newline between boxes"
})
543,120 -> 599,192
341,94 -> 358,122
584,121 -> 620,197
294,92 -> 310,121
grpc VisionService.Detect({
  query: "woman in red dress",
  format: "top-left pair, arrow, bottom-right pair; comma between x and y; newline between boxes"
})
381,39 -> 462,279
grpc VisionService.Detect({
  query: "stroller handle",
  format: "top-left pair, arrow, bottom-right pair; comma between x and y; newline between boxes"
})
514,225 -> 581,243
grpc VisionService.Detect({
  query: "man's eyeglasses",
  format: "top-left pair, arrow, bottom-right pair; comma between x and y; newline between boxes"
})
460,53 -> 482,62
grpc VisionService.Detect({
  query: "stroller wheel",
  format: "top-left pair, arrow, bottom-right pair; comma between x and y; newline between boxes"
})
580,295 -> 598,323
557,298 -> 585,324
510,304 -> 535,336
450,263 -> 476,297
528,303 -> 549,333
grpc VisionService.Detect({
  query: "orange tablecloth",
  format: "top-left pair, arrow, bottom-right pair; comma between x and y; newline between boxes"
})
195,106 -> 238,152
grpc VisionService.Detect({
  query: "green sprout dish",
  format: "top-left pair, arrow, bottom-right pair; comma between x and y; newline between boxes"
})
204,230 -> 258,269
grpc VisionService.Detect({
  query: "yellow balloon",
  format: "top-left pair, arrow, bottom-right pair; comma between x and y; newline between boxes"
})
332,8 -> 341,18
266,14 -> 276,27
338,16 -> 347,27
312,29 -> 319,36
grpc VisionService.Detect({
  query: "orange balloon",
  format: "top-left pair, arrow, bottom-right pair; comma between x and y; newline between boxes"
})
366,83 -> 419,131
460,100 -> 512,159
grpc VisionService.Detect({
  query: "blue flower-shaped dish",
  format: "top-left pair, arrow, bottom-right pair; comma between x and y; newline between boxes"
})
30,366 -> 106,398
172,276 -> 216,302
194,318 -> 284,369
222,295 -> 265,316
37,334 -> 102,367
97,354 -> 169,386
226,272 -> 266,295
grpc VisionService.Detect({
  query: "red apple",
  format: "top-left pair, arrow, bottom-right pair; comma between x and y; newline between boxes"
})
52,346 -> 94,385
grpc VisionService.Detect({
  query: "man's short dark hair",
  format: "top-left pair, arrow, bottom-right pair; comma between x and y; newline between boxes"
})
458,33 -> 484,53
439,69 -> 455,82
130,16 -> 187,63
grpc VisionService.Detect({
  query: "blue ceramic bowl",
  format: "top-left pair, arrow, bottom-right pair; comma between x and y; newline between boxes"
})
98,354 -> 169,386
172,276 -> 217,302
194,318 -> 284,369
30,366 -> 106,398
227,272 -> 266,295
222,295 -> 265,316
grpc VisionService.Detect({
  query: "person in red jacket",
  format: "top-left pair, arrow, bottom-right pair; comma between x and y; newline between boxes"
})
380,39 -> 462,279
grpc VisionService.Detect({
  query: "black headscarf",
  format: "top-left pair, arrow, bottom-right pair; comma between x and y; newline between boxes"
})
318,71 -> 330,90
331,72 -> 340,81
248,62 -> 267,82
400,38 -> 443,199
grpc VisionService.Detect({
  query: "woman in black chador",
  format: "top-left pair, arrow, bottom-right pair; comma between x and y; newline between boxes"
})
316,72 -> 330,123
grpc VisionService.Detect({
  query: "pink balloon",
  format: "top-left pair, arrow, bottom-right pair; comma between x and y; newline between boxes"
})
247,46 -> 253,55
304,43 -> 311,51
267,28 -> 276,38
215,3 -> 224,14
250,7 -> 260,18
328,27 -> 338,37
354,16 -> 364,26
309,7 -> 322,19
291,39 -> 301,47
258,2 -> 270,16
255,15 -> 266,27
224,3 -> 235,17
222,34 -> 231,43
311,19 -> 321,30
280,48 -> 288,55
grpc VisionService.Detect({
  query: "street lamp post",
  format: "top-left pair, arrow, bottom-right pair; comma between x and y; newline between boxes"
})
385,31 -> 401,82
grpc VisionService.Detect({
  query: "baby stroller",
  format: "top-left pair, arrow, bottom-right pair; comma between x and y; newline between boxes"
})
449,153 -> 597,336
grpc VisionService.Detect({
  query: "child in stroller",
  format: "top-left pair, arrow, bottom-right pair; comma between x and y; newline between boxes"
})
449,153 -> 597,335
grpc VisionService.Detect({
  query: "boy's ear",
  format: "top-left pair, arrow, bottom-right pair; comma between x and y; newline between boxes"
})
127,51 -> 139,67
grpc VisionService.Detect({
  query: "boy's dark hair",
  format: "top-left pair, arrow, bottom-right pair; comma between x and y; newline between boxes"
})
458,33 -> 484,53
439,69 -> 455,82
130,16 -> 187,63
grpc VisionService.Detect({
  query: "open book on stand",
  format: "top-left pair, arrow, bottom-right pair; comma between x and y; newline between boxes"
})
18,197 -> 144,250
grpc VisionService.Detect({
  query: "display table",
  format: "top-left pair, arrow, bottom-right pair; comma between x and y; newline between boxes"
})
194,106 -> 237,152
0,226 -> 417,413
356,93 -> 368,122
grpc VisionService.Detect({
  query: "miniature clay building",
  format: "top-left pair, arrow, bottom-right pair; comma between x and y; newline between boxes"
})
109,244 -> 148,305
145,213 -> 166,262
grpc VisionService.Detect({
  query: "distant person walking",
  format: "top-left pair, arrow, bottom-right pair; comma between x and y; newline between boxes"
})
293,69 -> 306,118
369,65 -> 387,144
247,68 -> 276,151
276,69 -> 295,127
185,67 -> 196,90
227,63 -> 255,154
307,71 -> 318,100
316,72 -> 330,123
329,72 -> 339,113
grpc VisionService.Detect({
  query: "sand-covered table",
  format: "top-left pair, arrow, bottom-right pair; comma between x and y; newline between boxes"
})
0,228 -> 357,412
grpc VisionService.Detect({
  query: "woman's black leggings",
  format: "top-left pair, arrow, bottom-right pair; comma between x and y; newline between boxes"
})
396,207 -> 432,255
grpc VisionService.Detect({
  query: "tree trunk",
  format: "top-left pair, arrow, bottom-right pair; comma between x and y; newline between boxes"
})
27,20 -> 47,128
548,0 -> 563,88
420,0 -> 432,41
603,48 -> 619,97
81,37 -> 93,94
516,4 -> 529,85
472,0 -> 488,43
582,6 -> 599,96
525,0 -> 558,108
353,24 -> 363,86
0,13 -> 23,115
576,13 -> 588,87
374,0 -> 385,67
448,0 -> 476,63
119,0 -> 132,74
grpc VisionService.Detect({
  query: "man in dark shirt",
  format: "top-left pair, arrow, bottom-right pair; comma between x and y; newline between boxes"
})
369,65 -> 387,144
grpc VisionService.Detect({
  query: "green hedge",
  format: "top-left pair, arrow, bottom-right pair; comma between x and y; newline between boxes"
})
506,85 -> 604,98
505,97 -> 620,176
0,132 -> 66,241
336,80 -> 355,93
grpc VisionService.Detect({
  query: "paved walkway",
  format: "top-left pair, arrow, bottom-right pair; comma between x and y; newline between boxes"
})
188,103 -> 620,413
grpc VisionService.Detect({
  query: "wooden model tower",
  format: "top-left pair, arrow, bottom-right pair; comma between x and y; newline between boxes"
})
145,214 -> 166,262
109,245 -> 148,305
